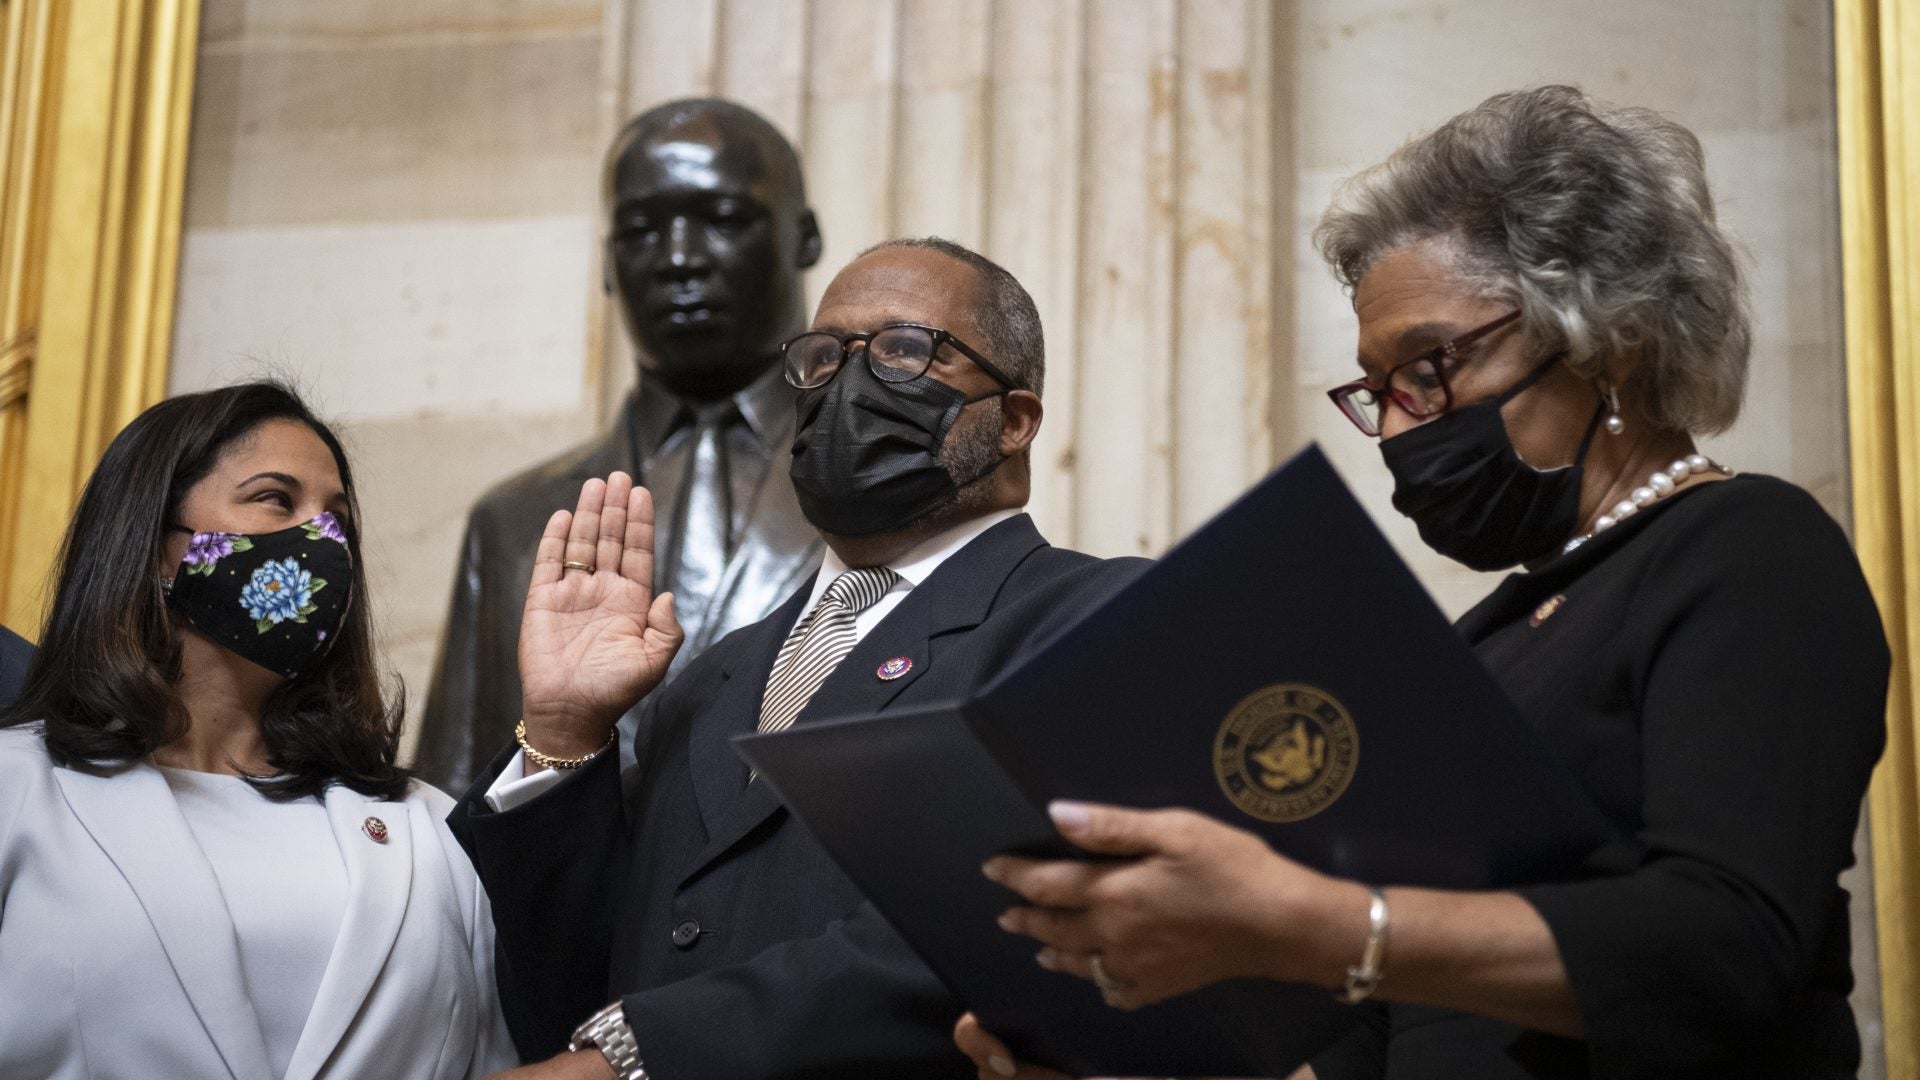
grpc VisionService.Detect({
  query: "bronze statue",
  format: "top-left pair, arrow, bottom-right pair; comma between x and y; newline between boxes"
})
414,99 -> 824,791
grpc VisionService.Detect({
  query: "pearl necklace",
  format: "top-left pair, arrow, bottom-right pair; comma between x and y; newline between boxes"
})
1562,454 -> 1728,554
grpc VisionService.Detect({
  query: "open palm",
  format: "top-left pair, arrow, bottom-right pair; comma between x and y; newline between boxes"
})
518,472 -> 683,752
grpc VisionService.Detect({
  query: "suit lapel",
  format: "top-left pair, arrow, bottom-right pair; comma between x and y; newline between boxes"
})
685,581 -> 814,836
677,515 -> 1048,883
282,787 -> 415,1080
803,514 -> 1047,730
52,764 -> 274,1080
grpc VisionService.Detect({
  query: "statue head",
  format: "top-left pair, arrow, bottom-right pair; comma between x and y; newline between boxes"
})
603,98 -> 823,401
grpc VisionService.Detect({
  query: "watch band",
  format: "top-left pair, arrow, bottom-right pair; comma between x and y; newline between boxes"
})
569,1001 -> 649,1080
1337,887 -> 1391,1004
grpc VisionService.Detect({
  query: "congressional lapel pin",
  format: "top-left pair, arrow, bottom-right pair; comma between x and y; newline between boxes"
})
1530,594 -> 1567,628
876,656 -> 912,681
362,816 -> 389,843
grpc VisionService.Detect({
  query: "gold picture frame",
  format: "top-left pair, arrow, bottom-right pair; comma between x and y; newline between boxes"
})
0,0 -> 199,633
1837,2 -> 1920,1076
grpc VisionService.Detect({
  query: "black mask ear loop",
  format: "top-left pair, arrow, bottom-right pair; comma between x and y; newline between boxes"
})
946,389 -> 1019,490
1493,349 -> 1567,406
158,522 -> 194,597
1488,350 -> 1604,472
1567,395 -> 1605,470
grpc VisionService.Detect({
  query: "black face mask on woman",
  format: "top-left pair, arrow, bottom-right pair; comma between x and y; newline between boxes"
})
789,357 -> 1006,537
164,514 -> 355,679
1379,353 -> 1602,572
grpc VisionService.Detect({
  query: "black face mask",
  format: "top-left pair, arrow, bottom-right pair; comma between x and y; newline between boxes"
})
164,514 -> 355,679
1379,354 -> 1602,571
788,358 -> 1006,537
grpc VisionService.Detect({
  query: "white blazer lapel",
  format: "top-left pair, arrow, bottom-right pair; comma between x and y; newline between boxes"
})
282,786 -> 413,1080
51,763 -> 274,1080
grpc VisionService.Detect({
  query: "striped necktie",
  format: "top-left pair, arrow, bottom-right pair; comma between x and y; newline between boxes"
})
756,567 -> 901,740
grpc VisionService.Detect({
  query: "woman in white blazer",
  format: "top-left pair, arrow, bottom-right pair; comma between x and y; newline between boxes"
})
0,381 -> 517,1080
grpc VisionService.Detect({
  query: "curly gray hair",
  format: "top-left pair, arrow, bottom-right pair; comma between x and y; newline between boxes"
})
1315,85 -> 1749,434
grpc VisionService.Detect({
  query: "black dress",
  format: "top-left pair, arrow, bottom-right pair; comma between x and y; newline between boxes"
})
1366,475 -> 1888,1079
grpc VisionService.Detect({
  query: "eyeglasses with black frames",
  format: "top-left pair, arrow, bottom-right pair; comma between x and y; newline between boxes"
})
1325,310 -> 1522,437
781,323 -> 1021,391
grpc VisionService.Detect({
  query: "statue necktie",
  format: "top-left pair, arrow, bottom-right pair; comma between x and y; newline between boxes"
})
668,402 -> 736,620
755,567 -> 901,742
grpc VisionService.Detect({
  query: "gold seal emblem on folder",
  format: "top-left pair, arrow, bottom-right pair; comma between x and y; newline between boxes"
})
1213,683 -> 1358,823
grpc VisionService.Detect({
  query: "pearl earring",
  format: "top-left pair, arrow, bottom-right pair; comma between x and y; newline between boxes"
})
1604,385 -> 1625,436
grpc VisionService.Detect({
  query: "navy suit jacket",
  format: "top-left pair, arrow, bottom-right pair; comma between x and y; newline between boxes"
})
0,625 -> 32,712
449,514 -> 1145,1078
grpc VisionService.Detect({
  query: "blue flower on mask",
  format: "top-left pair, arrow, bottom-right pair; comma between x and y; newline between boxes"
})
239,557 -> 327,633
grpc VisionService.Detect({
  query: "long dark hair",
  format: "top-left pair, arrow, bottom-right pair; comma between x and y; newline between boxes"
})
1,380 -> 410,800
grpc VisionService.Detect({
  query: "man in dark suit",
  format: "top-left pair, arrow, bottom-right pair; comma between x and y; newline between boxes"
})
416,98 -> 824,792
0,624 -> 32,711
448,238 -> 1142,1078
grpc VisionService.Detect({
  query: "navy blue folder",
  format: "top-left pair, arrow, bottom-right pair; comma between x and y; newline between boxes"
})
734,443 -> 1614,1076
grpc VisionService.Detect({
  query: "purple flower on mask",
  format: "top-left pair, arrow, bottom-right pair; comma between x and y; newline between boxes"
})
181,532 -> 253,576
185,533 -> 232,564
302,513 -> 348,544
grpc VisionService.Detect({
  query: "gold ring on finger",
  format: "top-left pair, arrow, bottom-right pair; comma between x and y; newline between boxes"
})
562,560 -> 595,574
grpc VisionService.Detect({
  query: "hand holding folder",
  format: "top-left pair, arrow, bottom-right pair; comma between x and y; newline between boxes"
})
735,445 -> 1613,1077
982,799 -> 1369,1012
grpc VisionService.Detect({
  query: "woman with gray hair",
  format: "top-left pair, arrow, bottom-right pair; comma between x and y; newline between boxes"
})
954,85 -> 1887,1079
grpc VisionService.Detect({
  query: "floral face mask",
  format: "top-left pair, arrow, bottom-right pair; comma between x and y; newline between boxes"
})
164,513 -> 354,679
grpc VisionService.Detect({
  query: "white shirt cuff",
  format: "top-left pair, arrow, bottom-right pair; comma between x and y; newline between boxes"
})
482,750 -> 569,812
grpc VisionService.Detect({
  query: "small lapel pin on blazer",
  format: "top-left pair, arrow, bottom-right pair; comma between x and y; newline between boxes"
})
876,656 -> 912,681
1530,595 -> 1568,628
362,816 -> 389,843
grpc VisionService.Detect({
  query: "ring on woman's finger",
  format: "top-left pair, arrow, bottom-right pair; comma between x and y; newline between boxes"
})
1089,954 -> 1132,994
562,560 -> 595,575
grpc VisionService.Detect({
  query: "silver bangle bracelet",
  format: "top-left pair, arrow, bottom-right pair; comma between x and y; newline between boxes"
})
1337,886 -> 1390,1004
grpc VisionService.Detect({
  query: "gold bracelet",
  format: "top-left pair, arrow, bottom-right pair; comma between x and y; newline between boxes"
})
514,719 -> 613,771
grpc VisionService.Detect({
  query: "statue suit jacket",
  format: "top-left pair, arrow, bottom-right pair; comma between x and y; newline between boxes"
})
417,371 -> 821,793
0,724 -> 517,1080
448,513 -> 1146,1079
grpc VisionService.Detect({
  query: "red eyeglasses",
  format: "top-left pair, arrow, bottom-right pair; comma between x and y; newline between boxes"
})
1326,310 -> 1522,436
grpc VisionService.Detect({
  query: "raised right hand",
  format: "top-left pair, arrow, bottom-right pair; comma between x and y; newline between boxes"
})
517,472 -> 682,761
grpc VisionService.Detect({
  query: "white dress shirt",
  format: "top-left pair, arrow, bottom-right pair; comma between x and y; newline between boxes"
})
487,508 -> 1022,811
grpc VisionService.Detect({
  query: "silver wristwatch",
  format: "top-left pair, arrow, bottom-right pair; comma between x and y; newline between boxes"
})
569,1001 -> 649,1080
